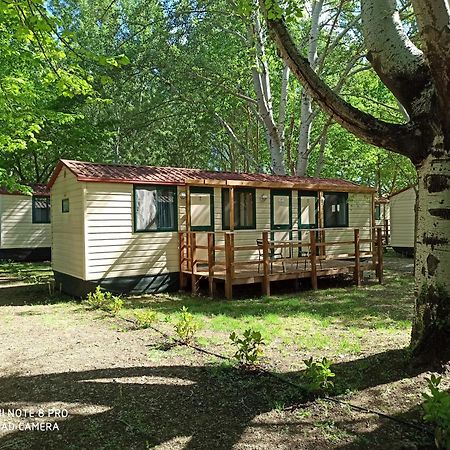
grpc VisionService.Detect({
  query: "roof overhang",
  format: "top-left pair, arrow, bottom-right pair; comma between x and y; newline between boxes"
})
185,178 -> 376,193
47,159 -> 376,194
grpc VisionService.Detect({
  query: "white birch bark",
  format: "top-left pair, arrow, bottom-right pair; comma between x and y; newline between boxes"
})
248,5 -> 289,175
296,0 -> 323,176
278,61 -> 290,151
248,10 -> 286,174
411,145 -> 450,353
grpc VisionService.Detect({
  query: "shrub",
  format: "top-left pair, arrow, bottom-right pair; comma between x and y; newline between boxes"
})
303,356 -> 335,393
174,306 -> 199,343
230,329 -> 265,366
135,310 -> 157,329
85,286 -> 123,315
422,374 -> 450,449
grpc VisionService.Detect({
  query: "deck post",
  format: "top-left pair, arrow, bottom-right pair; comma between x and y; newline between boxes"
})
186,186 -> 191,272
376,227 -> 384,284
309,230 -> 318,290
371,192 -> 375,257
191,232 -> 199,295
207,232 -> 215,298
354,228 -> 361,286
179,232 -> 187,290
225,232 -> 233,300
262,230 -> 270,296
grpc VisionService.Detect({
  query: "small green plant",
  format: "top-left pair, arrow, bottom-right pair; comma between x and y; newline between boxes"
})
303,356 -> 335,393
229,329 -> 265,366
135,310 -> 157,329
85,286 -> 123,314
422,374 -> 450,450
174,306 -> 199,343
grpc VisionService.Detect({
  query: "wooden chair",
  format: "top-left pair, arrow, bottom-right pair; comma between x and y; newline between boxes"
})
298,247 -> 323,270
257,239 -> 285,273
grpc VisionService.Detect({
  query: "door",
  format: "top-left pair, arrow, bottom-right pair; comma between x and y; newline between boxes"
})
270,190 -> 292,257
189,187 -> 214,266
298,192 -> 318,256
190,187 -> 214,231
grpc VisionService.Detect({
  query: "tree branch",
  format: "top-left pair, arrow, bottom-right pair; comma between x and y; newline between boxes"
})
361,0 -> 431,118
411,0 -> 450,136
259,1 -> 422,161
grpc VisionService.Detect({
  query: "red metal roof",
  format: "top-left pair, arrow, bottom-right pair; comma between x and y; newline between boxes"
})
48,159 -> 374,192
0,183 -> 49,196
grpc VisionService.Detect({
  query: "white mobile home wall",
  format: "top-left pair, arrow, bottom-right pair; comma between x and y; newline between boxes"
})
389,187 -> 416,254
0,193 -> 51,261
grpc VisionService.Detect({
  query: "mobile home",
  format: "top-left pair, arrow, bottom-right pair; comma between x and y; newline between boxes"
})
0,185 -> 51,261
389,186 -> 416,256
48,159 -> 380,298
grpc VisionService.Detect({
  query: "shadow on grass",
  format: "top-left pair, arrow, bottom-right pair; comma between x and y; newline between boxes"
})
0,348 -> 432,450
123,269 -> 413,329
0,284 -> 71,307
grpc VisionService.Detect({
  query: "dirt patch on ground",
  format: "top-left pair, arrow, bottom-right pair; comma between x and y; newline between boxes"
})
0,255 -> 447,449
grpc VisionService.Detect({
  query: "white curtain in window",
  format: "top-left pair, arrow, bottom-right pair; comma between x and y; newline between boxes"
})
136,189 -> 157,230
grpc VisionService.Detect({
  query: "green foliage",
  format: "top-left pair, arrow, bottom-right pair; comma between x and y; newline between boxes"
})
229,329 -> 265,366
174,306 -> 199,343
134,310 -> 157,329
422,374 -> 450,450
85,286 -> 123,314
303,357 -> 335,393
237,0 -> 302,22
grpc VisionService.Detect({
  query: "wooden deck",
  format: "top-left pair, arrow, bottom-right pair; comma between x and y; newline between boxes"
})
179,228 -> 384,299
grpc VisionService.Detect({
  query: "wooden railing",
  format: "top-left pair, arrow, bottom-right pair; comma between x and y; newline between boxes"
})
179,227 -> 384,299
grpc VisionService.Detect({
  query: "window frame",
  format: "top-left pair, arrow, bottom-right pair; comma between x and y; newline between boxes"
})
221,187 -> 256,230
32,196 -> 51,224
375,203 -> 381,221
189,186 -> 215,232
61,198 -> 70,213
270,189 -> 292,230
298,191 -> 318,230
323,192 -> 349,228
133,185 -> 178,233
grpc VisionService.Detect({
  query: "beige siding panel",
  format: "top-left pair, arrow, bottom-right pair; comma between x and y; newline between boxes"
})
0,195 -> 51,248
256,189 -> 271,229
214,188 -> 222,230
390,188 -> 415,248
51,170 -> 85,278
85,182 -> 180,280
292,191 -> 299,230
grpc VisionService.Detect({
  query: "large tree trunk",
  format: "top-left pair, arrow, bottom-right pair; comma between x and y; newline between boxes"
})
411,146 -> 450,363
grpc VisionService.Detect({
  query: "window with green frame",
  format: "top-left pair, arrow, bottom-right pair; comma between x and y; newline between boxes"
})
222,188 -> 256,230
134,185 -> 178,232
32,196 -> 51,223
190,187 -> 214,231
270,189 -> 292,230
298,192 -> 318,229
375,204 -> 381,220
62,198 -> 69,213
324,192 -> 349,227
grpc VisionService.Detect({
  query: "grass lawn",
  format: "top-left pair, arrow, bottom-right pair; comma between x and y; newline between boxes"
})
0,252 -> 446,449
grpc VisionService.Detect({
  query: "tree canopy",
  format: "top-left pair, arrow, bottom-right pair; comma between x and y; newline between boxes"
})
0,0 -> 415,195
